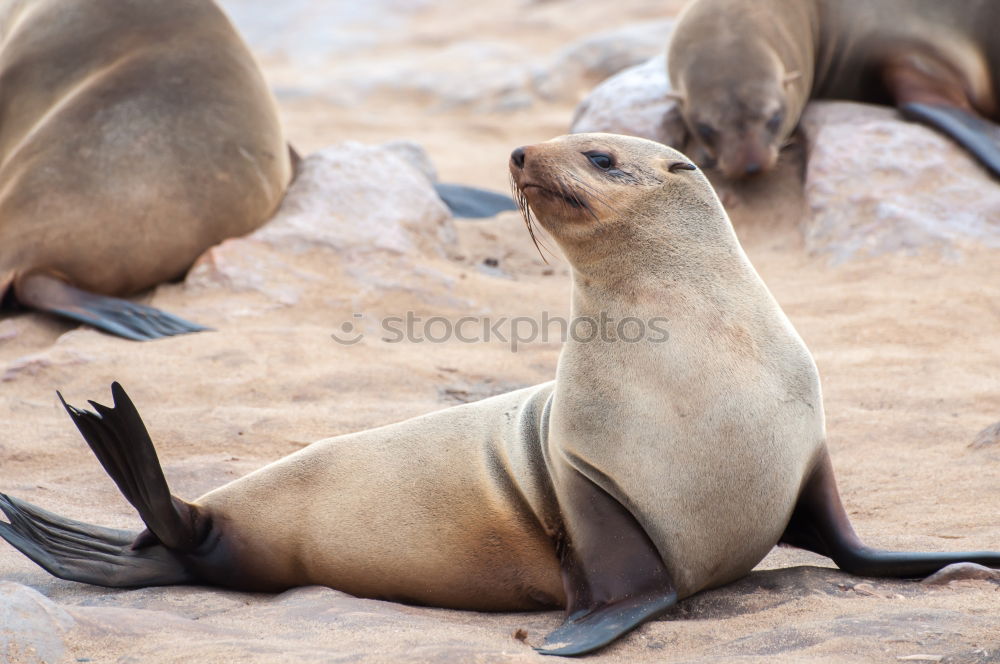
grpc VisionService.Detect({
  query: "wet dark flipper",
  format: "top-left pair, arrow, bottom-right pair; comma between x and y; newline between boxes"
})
434,182 -> 518,218
14,272 -> 209,341
58,383 -> 202,552
900,102 -> 1000,179
538,591 -> 678,656
0,384 -> 204,587
0,493 -> 193,587
781,448 -> 1000,577
537,459 -> 677,656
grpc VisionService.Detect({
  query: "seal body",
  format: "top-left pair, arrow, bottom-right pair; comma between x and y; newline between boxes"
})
198,383 -> 566,610
0,0 -> 292,338
4,134 -> 1000,657
549,268 -> 823,597
666,0 -> 1000,179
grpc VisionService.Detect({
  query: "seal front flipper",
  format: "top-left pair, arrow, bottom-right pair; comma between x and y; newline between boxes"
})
433,183 -> 518,218
537,463 -> 677,657
13,272 -> 210,341
780,448 -> 1000,577
899,103 -> 1000,179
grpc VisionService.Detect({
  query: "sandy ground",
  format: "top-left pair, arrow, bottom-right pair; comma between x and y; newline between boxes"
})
2,1 -> 1000,662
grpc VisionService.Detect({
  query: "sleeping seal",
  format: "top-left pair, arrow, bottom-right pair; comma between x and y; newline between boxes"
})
665,0 -> 1000,180
0,0 -> 293,339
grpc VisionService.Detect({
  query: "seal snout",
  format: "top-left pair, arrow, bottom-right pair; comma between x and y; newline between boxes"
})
510,146 -> 526,169
718,139 -> 778,180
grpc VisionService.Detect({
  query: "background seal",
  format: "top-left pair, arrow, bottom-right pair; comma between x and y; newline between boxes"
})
665,0 -> 1000,180
0,0 -> 294,340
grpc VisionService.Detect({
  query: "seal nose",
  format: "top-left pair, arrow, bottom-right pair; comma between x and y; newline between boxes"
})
511,146 -> 526,169
743,161 -> 762,176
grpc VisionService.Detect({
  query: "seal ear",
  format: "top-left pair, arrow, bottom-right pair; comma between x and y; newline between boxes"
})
667,161 -> 697,173
783,71 -> 803,86
660,103 -> 690,150
656,158 -> 697,176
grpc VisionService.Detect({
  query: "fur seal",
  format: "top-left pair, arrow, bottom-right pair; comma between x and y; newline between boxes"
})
2,133 -> 1000,656
665,0 -> 1000,180
0,0 -> 293,340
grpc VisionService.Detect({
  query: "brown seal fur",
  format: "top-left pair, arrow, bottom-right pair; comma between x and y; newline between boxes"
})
666,0 -> 1000,179
2,134 -> 1000,657
0,0 -> 293,339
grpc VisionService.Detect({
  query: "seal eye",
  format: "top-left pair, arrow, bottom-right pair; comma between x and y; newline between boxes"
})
766,111 -> 783,134
584,152 -> 614,170
695,123 -> 717,146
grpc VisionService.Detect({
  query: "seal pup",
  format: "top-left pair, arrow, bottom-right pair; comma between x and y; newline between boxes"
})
2,134 -> 1000,657
665,0 -> 1000,180
0,0 -> 293,340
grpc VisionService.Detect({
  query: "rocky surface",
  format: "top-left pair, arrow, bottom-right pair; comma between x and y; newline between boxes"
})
3,1 -> 1000,663
570,55 -> 673,142
800,102 -> 1000,261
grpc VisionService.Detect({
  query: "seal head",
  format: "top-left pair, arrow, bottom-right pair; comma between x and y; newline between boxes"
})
510,133 -> 702,266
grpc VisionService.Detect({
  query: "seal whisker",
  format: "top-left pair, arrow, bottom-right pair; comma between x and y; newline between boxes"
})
564,173 -> 616,216
553,173 -> 599,222
509,174 -> 553,263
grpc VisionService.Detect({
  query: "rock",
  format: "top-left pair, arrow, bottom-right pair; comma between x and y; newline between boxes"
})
334,42 -> 538,112
921,563 -> 1000,586
800,102 -> 1000,261
216,0 -> 427,62
0,582 -> 74,664
251,142 -> 456,258
184,238 -> 304,306
313,21 -> 675,112
0,319 -> 19,342
184,142 -> 458,310
570,55 -> 673,141
535,20 -> 674,102
380,139 -> 439,183
969,421 -> 1000,449
2,347 -> 94,383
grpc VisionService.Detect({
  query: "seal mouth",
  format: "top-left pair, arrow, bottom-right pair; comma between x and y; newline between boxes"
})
510,167 -> 603,261
518,183 -> 587,209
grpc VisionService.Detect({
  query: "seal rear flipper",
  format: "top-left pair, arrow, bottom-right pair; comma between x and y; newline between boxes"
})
537,462 -> 677,657
57,382 -> 206,552
0,493 -> 195,587
780,448 -> 1000,577
433,182 -> 518,218
899,103 -> 1000,179
14,272 -> 210,341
